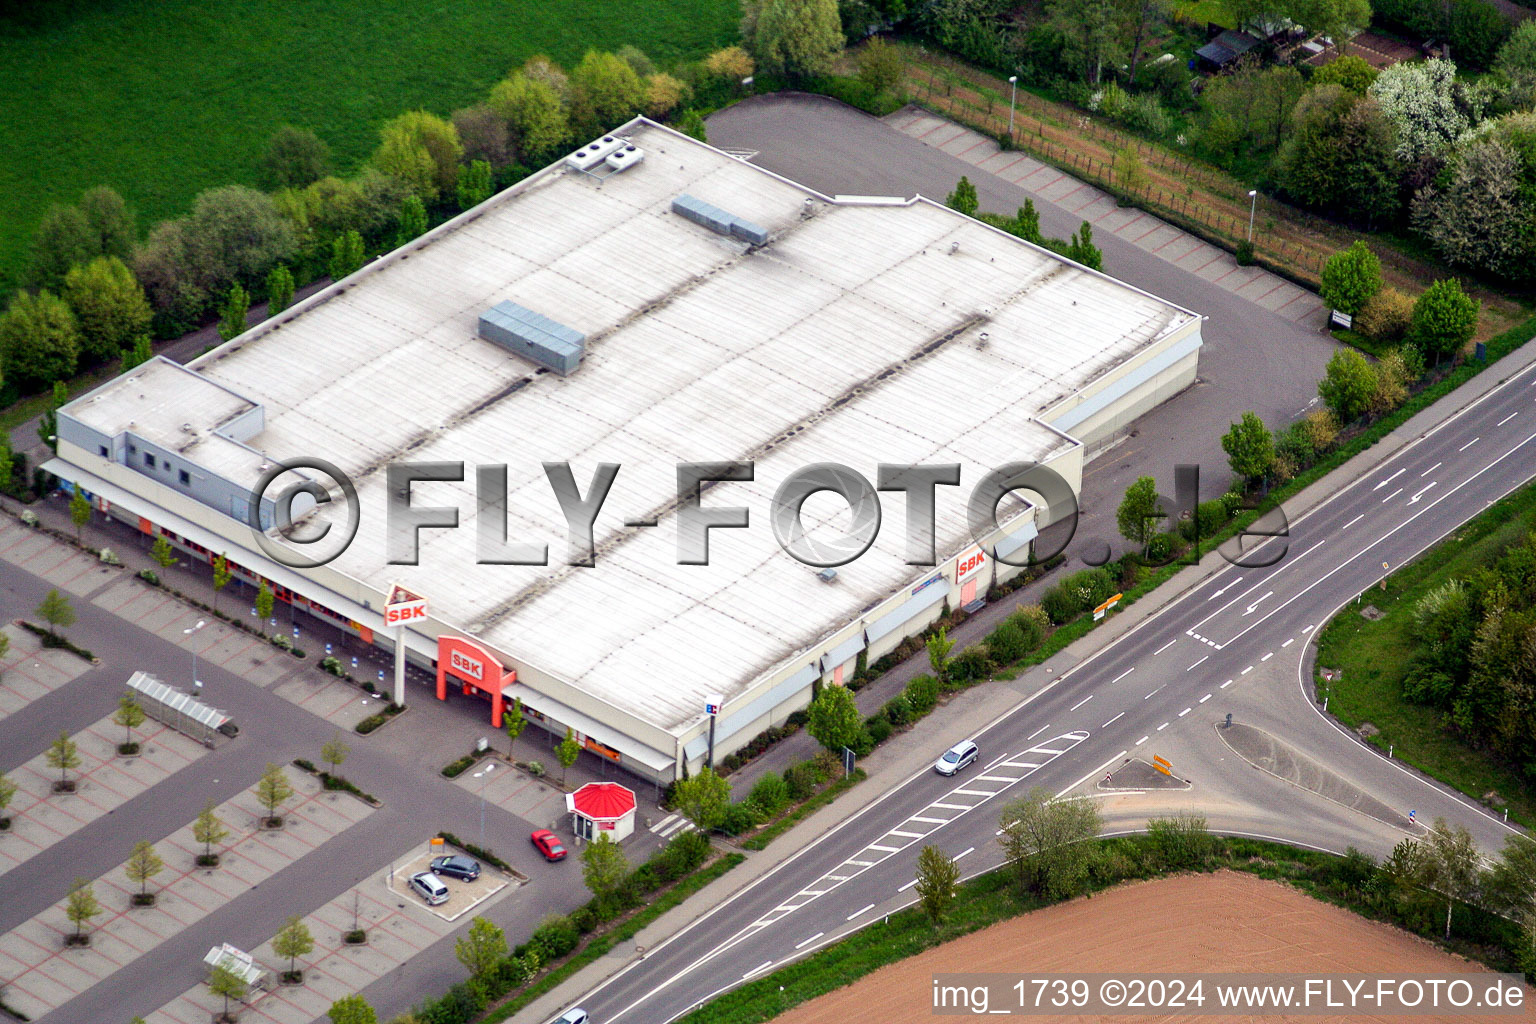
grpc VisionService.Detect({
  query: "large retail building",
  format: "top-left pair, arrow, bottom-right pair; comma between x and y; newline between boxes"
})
48,119 -> 1202,784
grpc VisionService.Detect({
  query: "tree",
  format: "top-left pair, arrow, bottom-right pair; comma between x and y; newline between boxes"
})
64,878 -> 101,943
806,683 -> 865,754
114,691 -> 146,752
915,844 -> 960,925
256,762 -> 294,825
374,110 -> 463,203
1320,241 -> 1382,314
453,104 -> 513,170
1318,347 -> 1377,422
256,579 -> 275,622
488,70 -> 572,166
1407,278 -> 1478,364
212,553 -> 232,613
1487,833 -> 1536,950
582,831 -> 629,899
26,204 -> 94,291
124,840 -> 164,902
258,126 -> 332,191
998,787 -> 1101,899
39,379 -> 67,452
1047,0 -> 1122,85
0,770 -> 16,827
1412,133 -> 1535,283
0,289 -> 79,391
926,625 -> 956,681
1419,818 -> 1481,938
266,265 -> 295,315
672,765 -> 732,831
743,0 -> 845,79
704,45 -> 756,81
456,160 -> 494,211
78,186 -> 136,262
1311,53 -> 1378,93
273,915 -> 315,979
1496,20 -> 1536,102
328,230 -> 366,280
321,731 -> 350,777
121,333 -> 153,372
504,697 -> 526,760
945,175 -> 978,216
37,589 -> 76,637
215,283 -> 249,343
69,488 -> 91,543
327,995 -> 378,1024
1367,347 -> 1410,417
678,108 -> 708,142
1116,476 -> 1163,546
455,915 -> 507,980
395,195 -> 428,248
1221,411 -> 1276,486
569,50 -> 647,138
1202,62 -> 1304,154
193,800 -> 230,863
1276,90 -> 1400,225
1125,0 -> 1172,84
556,726 -> 581,785
645,72 -> 692,119
855,37 -> 904,93
1290,0 -> 1372,54
0,436 -> 12,498
1114,147 -> 1149,192
207,963 -> 248,1021
62,255 -> 152,363
1368,59 -> 1467,163
151,535 -> 177,571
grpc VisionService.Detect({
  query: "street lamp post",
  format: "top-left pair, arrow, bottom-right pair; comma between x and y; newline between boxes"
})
473,763 -> 497,844
1247,189 -> 1258,243
183,619 -> 207,694
1007,75 -> 1019,138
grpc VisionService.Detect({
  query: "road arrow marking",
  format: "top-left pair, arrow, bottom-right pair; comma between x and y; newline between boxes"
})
1244,591 -> 1273,614
1409,482 -> 1436,503
1373,468 -> 1405,490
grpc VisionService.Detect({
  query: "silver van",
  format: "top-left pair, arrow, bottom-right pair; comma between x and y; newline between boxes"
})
409,871 -> 450,906
934,740 -> 979,776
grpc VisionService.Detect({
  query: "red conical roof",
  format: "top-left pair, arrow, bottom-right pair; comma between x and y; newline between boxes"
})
570,781 -> 636,819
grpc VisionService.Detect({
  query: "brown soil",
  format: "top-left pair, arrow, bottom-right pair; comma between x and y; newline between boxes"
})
772,871 -> 1531,1024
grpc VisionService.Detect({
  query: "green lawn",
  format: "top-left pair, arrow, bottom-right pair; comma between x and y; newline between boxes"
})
1314,482 -> 1536,828
0,0 -> 740,290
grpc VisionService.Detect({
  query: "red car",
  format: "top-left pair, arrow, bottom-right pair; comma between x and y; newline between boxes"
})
530,829 -> 567,861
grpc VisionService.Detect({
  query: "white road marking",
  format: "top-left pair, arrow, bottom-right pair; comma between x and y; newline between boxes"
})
847,904 -> 875,920
1135,735 -> 1148,745
1026,725 -> 1050,741
1000,762 -> 1039,770
867,844 -> 899,853
1177,707 -> 1192,717
1382,488 -> 1403,503
1409,482 -> 1436,504
846,860 -> 876,867
1154,638 -> 1178,655
1244,591 -> 1273,614
1156,722 -> 1169,731
1460,437 -> 1480,451
1144,685 -> 1164,699
977,775 -> 1019,783
1102,711 -> 1125,727
1242,666 -> 1253,675
1070,694 -> 1094,711
1302,624 -> 1314,633
1199,693 -> 1212,703
1261,652 -> 1274,662
1208,576 -> 1244,599
1221,679 -> 1233,688
1111,668 -> 1135,683
1421,462 -> 1441,477
1188,655 -> 1209,671
1281,637 -> 1294,648
795,932 -> 824,949
889,830 -> 925,839
955,846 -> 975,860
932,802 -> 973,811
1055,749 -> 1127,799
1027,746 -> 1066,756
743,960 -> 773,979
910,816 -> 948,825
1343,514 -> 1363,529
954,788 -> 998,797
898,877 -> 919,892
825,875 -> 849,881
1373,468 -> 1405,490
1499,412 -> 1518,426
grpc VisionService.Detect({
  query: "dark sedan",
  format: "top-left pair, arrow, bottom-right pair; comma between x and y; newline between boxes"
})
430,855 -> 481,881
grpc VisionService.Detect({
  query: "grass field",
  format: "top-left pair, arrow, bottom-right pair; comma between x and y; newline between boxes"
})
0,0 -> 740,290
1314,482 -> 1536,828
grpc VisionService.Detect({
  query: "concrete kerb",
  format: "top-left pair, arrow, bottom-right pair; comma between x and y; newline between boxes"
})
515,339 -> 1536,1021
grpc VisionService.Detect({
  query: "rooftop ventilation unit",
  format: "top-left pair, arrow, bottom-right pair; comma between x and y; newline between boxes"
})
605,144 -> 644,172
478,300 -> 586,375
671,194 -> 769,247
566,135 -> 626,172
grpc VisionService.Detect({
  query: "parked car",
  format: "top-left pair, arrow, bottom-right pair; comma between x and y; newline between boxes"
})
430,855 -> 481,881
408,871 -> 450,906
531,829 -> 568,861
933,739 -> 979,776
553,1009 -> 589,1024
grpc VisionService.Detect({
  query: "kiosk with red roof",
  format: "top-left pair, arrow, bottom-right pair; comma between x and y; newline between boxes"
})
565,781 -> 636,842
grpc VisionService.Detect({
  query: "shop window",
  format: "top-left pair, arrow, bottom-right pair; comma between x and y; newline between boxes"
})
98,445 -> 108,458
144,452 -> 156,469
179,469 -> 190,485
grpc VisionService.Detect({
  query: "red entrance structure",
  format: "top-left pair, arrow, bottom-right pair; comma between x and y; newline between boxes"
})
435,635 -> 515,728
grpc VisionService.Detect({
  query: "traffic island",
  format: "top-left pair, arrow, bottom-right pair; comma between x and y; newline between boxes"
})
1215,722 -> 1413,829
1100,758 -> 1191,791
386,845 -> 521,923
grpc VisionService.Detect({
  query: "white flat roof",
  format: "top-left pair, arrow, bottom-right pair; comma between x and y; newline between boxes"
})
68,119 -> 1197,738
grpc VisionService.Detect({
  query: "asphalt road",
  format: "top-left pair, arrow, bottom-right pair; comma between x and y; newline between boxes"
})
557,338 -> 1536,1023
708,94 -> 1337,559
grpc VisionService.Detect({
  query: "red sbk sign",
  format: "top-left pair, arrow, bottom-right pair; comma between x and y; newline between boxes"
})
955,545 -> 986,583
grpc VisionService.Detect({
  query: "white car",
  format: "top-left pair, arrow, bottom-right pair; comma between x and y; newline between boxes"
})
408,871 -> 450,906
553,1010 -> 590,1024
934,739 -> 979,776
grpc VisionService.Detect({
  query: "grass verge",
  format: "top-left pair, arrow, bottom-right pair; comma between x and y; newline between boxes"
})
1314,482 -> 1536,828
741,769 -> 866,851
